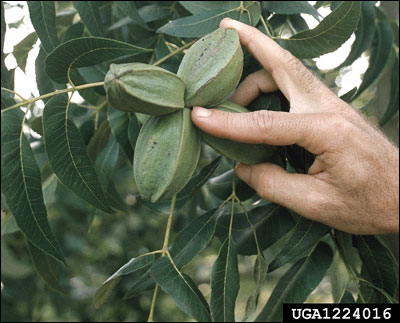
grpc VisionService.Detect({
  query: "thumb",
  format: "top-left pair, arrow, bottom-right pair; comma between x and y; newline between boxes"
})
191,107 -> 329,155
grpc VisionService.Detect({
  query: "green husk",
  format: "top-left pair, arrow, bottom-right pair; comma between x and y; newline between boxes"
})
134,108 -> 201,202
105,63 -> 185,115
177,28 -> 243,107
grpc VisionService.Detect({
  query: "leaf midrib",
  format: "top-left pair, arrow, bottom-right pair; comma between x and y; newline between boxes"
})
40,2 -> 56,54
173,210 -> 216,264
19,113 -> 59,256
223,238 -> 232,321
157,257 -> 210,318
287,2 -> 357,42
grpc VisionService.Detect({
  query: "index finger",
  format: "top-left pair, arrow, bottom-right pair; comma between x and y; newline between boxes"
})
219,18 -> 332,110
220,18 -> 285,75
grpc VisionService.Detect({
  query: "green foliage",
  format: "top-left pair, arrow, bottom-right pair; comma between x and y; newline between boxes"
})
255,242 -> 334,322
280,1 -> 361,58
94,253 -> 156,309
1,1 -> 398,322
43,94 -> 114,213
210,235 -> 240,322
1,108 -> 65,264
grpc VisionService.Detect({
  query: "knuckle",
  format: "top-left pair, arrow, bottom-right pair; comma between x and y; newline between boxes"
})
255,167 -> 276,200
278,49 -> 303,72
221,111 -> 236,129
276,49 -> 321,93
327,114 -> 355,139
304,188 -> 333,216
317,114 -> 357,151
249,110 -> 274,140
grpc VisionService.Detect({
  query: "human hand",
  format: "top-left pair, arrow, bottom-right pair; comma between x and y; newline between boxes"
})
191,18 -> 399,235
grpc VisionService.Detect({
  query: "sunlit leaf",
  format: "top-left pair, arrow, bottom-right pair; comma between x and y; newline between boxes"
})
337,1 -> 376,69
379,56 -> 399,127
264,1 -> 320,20
45,37 -> 152,83
280,1 -> 361,58
27,1 -> 59,54
13,32 -> 38,73
353,21 -> 394,99
157,1 -> 260,37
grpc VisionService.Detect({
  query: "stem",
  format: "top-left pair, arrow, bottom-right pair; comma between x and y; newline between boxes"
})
3,39 -> 193,114
260,15 -> 270,36
229,164 -> 236,237
356,277 -> 396,303
148,284 -> 159,322
1,82 -> 105,113
239,1 -> 245,14
260,15 -> 277,39
235,197 -> 263,256
147,195 -> 177,322
141,250 -> 163,257
153,40 -> 196,66
149,35 -> 163,65
2,87 -> 26,101
229,197 -> 235,237
162,195 -> 177,254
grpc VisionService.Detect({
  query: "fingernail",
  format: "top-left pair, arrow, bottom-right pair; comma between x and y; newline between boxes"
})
193,106 -> 211,118
235,163 -> 251,183
220,17 -> 232,28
